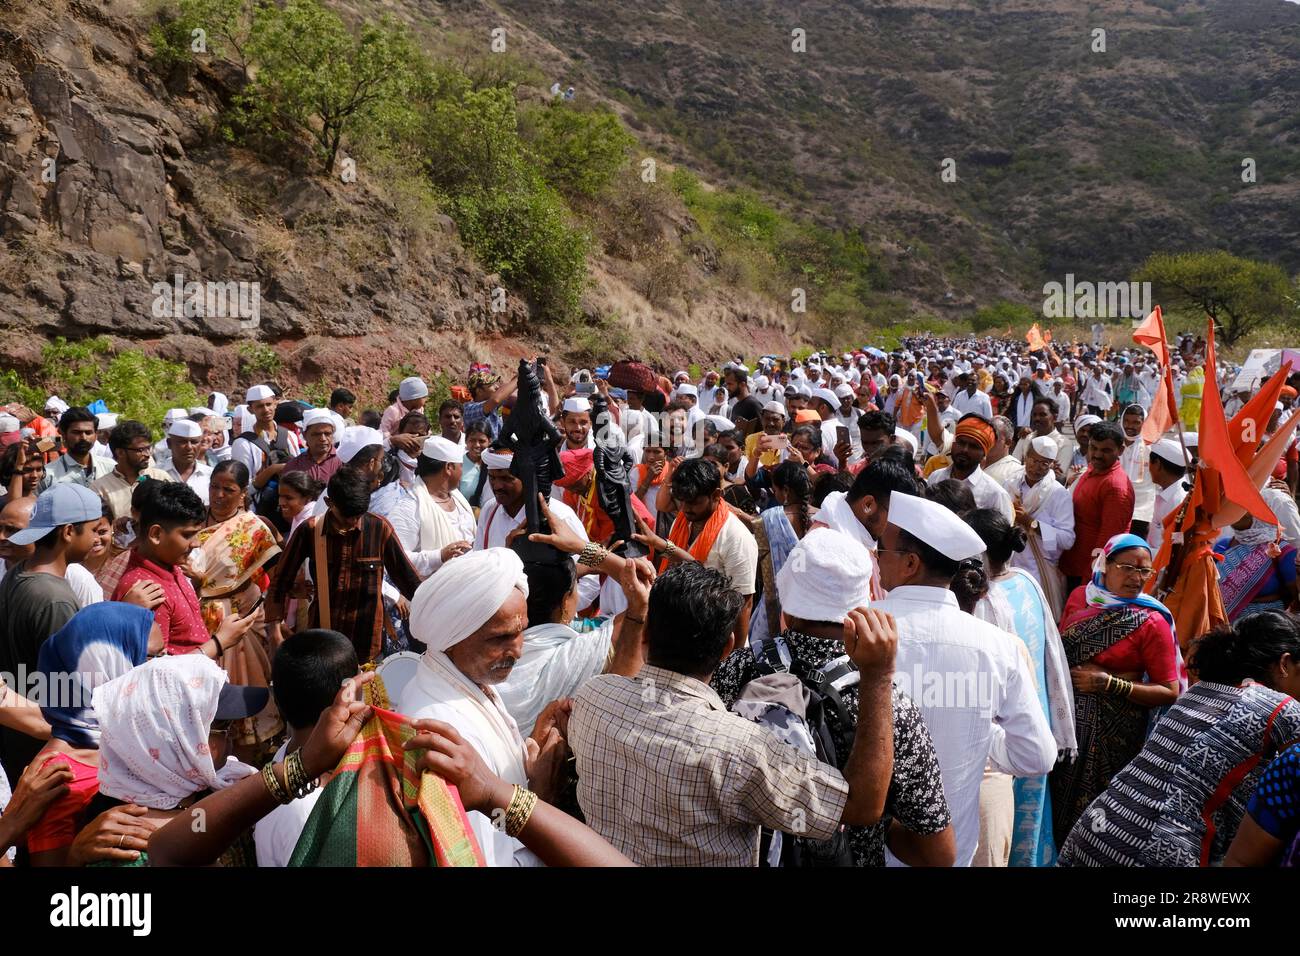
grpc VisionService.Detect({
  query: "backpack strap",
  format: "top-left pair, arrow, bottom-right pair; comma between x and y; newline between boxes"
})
750,634 -> 789,676
311,515 -> 331,631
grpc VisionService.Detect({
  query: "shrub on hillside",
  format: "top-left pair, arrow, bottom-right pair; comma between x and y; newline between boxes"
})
522,103 -> 635,199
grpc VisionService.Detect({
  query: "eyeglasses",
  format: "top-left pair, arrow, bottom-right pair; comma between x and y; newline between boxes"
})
1112,563 -> 1155,579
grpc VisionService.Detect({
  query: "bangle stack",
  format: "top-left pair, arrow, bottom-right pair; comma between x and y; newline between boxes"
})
284,750 -> 319,799
578,542 -> 608,568
503,784 -> 538,838
1103,675 -> 1135,698
262,762 -> 291,804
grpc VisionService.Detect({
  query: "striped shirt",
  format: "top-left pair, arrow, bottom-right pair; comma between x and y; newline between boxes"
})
265,511 -> 421,663
569,663 -> 849,866
1058,682 -> 1300,867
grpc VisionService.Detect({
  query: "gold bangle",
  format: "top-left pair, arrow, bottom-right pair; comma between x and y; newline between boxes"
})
503,784 -> 538,839
262,761 -> 290,804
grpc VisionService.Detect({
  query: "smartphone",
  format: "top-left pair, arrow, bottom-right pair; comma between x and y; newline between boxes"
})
576,381 -> 596,395
35,437 -> 56,453
836,425 -> 850,447
220,417 -> 234,431
244,592 -> 266,616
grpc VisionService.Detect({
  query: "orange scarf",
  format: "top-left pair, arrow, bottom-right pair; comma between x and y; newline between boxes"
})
634,463 -> 665,488
659,502 -> 729,573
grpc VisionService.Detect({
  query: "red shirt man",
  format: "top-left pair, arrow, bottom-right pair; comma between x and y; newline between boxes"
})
1060,421 -> 1134,579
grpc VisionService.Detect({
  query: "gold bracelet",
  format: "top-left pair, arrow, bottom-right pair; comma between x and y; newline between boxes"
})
503,784 -> 538,838
262,761 -> 291,804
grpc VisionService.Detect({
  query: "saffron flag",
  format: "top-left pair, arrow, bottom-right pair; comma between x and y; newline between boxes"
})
1198,319 -> 1275,525
1214,398 -> 1300,531
1026,323 -> 1045,351
1133,306 -> 1179,444
1132,306 -> 1170,367
1226,360 -> 1295,470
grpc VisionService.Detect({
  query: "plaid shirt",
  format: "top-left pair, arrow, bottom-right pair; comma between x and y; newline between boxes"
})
569,664 -> 849,866
265,511 -> 421,663
461,401 -> 503,442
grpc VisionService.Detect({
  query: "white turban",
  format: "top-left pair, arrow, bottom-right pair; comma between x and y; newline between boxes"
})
410,548 -> 529,652
481,449 -> 514,470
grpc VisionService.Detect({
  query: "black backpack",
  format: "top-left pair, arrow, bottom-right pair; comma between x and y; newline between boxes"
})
734,635 -> 859,867
237,431 -> 290,534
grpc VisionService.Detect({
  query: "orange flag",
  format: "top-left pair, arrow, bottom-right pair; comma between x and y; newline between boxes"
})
1226,360 -> 1295,470
1132,306 -> 1170,367
1198,319 -> 1275,525
1133,306 -> 1179,444
1213,398 -> 1300,530
1026,323 -> 1045,351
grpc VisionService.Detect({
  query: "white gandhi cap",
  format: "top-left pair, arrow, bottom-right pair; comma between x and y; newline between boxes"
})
885,491 -> 986,561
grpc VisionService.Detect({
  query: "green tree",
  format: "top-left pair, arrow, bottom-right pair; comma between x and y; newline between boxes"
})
1134,251 -> 1297,346
149,0 -> 259,78
238,0 -> 420,173
523,104 -> 635,199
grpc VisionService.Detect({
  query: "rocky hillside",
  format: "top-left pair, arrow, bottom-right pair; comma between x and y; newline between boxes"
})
457,0 -> 1300,303
1,0 -> 1296,399
0,0 -> 797,398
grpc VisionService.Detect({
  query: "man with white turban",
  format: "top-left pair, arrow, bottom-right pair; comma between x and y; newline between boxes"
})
378,548 -> 565,866
474,448 -> 601,609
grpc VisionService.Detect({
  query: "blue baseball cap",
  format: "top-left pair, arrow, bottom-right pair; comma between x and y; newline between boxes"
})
10,484 -> 104,545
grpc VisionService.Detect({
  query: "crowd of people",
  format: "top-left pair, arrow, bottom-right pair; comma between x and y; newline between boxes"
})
0,328 -> 1298,869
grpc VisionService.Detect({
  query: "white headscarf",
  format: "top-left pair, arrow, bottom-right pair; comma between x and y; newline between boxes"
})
94,655 -> 257,810
409,547 -> 529,653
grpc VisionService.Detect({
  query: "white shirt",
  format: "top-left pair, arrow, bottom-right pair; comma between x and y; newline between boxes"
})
254,741 -> 322,866
388,486 -> 476,577
926,465 -> 1015,523
875,585 -> 1057,867
66,562 -> 103,608
1053,389 -> 1071,423
699,510 -> 758,596
982,454 -> 1024,490
164,459 -> 213,505
952,388 -> 992,420
474,496 -> 600,608
1004,475 -> 1076,579
1148,480 -> 1188,556
1120,440 -> 1157,523
1081,373 -> 1112,410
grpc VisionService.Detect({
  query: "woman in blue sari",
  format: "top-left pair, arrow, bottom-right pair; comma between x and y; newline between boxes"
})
748,461 -> 813,646
970,509 -> 1076,866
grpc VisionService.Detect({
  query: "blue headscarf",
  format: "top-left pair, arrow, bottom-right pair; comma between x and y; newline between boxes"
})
36,602 -> 152,748
1085,533 -> 1175,628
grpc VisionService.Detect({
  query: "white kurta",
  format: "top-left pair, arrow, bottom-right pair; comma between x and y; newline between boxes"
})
1148,480 -> 1188,556
926,465 -> 1015,523
388,483 -> 476,578
496,620 -> 615,734
379,651 -> 542,867
1120,440 -> 1157,523
1003,474 -> 1076,580
474,496 -> 600,608
875,586 -> 1057,868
